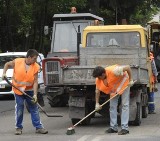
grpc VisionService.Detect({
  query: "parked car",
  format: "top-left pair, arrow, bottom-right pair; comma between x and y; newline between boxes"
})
0,52 -> 44,103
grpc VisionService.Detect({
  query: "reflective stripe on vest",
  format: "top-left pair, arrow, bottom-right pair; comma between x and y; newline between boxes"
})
12,58 -> 39,95
116,73 -> 128,93
12,77 -> 33,86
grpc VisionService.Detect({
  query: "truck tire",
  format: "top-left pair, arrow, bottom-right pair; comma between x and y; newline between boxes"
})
142,106 -> 148,118
47,94 -> 68,107
134,102 -> 142,126
46,87 -> 68,107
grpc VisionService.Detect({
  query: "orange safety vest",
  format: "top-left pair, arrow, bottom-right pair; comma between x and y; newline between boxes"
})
12,58 -> 40,95
96,65 -> 129,96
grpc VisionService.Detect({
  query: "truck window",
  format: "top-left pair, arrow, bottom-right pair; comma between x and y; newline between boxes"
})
53,22 -> 88,52
86,32 -> 141,47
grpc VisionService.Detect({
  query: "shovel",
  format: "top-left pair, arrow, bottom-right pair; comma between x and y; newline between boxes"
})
4,76 -> 63,117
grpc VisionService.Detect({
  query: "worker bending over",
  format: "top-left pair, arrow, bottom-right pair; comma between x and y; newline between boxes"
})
92,65 -> 133,135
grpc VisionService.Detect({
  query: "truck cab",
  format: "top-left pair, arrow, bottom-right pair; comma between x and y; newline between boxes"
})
42,11 -> 104,107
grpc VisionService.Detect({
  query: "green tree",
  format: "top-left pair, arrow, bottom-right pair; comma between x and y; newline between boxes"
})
0,0 -> 159,54
91,0 -> 159,25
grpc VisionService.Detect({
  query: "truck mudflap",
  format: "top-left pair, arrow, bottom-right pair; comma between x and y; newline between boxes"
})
69,96 -> 86,119
69,96 -> 85,107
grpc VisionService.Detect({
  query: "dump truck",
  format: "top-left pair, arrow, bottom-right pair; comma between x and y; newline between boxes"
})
52,25 -> 154,126
42,10 -> 104,107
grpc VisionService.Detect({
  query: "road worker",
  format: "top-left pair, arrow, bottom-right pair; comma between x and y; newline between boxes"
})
2,49 -> 48,135
148,52 -> 158,114
92,65 -> 133,135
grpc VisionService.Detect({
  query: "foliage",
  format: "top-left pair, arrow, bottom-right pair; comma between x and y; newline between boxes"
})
130,3 -> 158,26
0,0 -> 159,54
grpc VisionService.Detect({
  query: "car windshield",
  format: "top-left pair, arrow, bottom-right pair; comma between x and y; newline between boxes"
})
86,32 -> 141,47
0,55 -> 25,69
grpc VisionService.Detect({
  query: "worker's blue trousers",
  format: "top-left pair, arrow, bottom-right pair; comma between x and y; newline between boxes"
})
148,92 -> 155,112
14,91 -> 43,129
109,87 -> 130,131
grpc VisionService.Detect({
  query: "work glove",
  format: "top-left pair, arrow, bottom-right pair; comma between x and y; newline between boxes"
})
32,95 -> 37,104
95,103 -> 102,111
128,79 -> 134,87
1,73 -> 7,80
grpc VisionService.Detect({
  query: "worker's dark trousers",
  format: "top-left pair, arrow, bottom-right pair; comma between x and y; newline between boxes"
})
148,92 -> 155,112
14,91 -> 43,129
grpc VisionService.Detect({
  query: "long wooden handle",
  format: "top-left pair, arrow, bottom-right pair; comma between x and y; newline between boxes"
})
73,83 -> 134,127
4,76 -> 33,99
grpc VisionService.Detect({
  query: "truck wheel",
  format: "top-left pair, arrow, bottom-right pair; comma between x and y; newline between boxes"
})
134,102 -> 142,126
48,95 -> 60,107
47,94 -> 68,107
142,106 -> 148,118
46,87 -> 68,107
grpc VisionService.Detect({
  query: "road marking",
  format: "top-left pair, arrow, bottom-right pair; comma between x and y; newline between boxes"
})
91,135 -> 106,141
77,135 -> 92,141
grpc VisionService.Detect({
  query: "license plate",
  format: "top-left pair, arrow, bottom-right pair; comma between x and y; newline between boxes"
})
0,85 -> 5,88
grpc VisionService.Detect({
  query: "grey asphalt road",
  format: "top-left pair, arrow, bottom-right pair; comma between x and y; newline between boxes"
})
0,86 -> 160,141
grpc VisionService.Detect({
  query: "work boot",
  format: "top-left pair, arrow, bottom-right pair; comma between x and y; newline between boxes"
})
106,128 -> 118,133
118,129 -> 129,135
36,128 -> 48,134
15,128 -> 22,135
148,111 -> 156,114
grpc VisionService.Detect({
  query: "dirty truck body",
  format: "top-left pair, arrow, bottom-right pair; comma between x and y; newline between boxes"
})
42,13 -> 104,107
58,25 -> 153,126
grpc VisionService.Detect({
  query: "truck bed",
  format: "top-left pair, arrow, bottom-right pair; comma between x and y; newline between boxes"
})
63,47 -> 149,85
